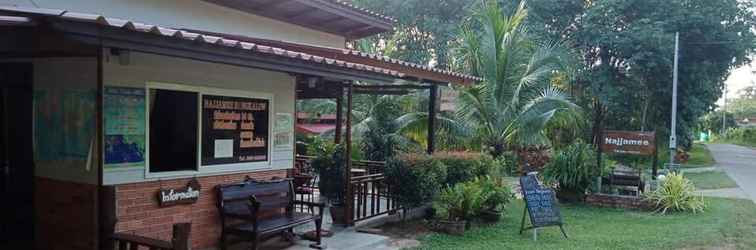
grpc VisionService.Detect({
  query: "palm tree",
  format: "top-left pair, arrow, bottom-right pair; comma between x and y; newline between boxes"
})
453,0 -> 583,162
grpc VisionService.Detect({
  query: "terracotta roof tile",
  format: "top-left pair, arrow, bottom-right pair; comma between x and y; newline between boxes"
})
0,5 -> 404,78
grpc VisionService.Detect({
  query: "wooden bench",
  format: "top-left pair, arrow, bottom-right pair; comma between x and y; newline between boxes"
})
217,179 -> 325,250
602,170 -> 645,195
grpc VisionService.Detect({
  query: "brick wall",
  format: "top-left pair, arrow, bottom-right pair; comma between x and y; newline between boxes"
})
35,177 -> 99,250
585,193 -> 654,210
114,170 -> 287,250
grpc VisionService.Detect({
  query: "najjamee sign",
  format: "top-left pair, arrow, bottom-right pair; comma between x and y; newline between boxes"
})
601,130 -> 656,156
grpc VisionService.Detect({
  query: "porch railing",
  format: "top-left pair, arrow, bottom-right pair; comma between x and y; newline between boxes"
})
293,156 -> 401,224
350,169 -> 401,223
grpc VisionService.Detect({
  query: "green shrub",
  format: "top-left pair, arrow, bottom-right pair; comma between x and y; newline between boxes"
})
645,172 -> 705,214
543,141 -> 603,192
498,151 -> 520,176
385,153 -> 447,208
433,151 -> 501,186
717,127 -> 756,147
475,176 -> 513,212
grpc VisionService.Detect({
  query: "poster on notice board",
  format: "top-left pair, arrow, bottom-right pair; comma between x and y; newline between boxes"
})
103,87 -> 146,169
202,94 -> 269,166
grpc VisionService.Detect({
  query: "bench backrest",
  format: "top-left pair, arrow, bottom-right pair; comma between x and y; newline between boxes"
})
217,179 -> 294,217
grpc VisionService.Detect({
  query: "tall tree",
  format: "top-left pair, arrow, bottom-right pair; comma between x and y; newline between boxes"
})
538,0 -> 756,149
350,0 -> 476,69
453,0 -> 583,157
728,82 -> 756,119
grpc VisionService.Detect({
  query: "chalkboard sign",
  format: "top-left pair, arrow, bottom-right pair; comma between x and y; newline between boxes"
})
201,95 -> 269,166
519,174 -> 568,240
520,174 -> 562,227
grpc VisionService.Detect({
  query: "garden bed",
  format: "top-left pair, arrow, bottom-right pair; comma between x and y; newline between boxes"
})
585,193 -> 654,210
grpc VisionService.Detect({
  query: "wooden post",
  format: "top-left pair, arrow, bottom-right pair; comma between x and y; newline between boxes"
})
171,223 -> 191,250
344,82 -> 354,225
96,46 -> 110,250
427,84 -> 438,154
334,92 -> 343,144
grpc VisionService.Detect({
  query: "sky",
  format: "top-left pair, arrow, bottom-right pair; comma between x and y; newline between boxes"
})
717,60 -> 755,106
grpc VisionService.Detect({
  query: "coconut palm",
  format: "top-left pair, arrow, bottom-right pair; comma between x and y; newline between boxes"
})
453,0 -> 583,158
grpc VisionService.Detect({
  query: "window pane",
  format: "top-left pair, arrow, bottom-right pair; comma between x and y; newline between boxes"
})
149,89 -> 198,173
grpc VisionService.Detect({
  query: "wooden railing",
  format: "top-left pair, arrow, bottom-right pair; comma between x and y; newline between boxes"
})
351,160 -> 386,175
294,156 -> 400,224
111,223 -> 190,250
350,171 -> 401,223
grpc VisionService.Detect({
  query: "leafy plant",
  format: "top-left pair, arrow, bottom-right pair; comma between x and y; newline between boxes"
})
385,153 -> 447,208
434,181 -> 485,221
645,172 -> 705,214
474,176 -> 513,212
311,142 -> 345,205
543,141 -> 603,193
453,0 -> 583,157
433,176 -> 513,221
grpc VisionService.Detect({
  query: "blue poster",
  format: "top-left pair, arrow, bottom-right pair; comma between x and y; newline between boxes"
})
104,87 -> 146,169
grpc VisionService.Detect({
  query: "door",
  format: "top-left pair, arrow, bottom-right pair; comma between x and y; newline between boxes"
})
0,63 -> 34,247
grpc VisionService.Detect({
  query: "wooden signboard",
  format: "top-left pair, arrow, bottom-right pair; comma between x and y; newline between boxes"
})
201,95 -> 269,166
601,130 -> 656,156
519,174 -> 568,240
158,178 -> 201,207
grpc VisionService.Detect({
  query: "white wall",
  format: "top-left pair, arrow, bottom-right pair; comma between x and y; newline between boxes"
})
0,57 -> 101,185
0,0 -> 346,47
102,50 -> 295,185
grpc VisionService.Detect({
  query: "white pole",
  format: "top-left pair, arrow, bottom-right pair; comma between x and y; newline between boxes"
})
669,32 -> 679,169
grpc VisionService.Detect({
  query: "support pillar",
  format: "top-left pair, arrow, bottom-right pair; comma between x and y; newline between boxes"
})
344,81 -> 354,225
334,93 -> 343,144
427,84 -> 438,154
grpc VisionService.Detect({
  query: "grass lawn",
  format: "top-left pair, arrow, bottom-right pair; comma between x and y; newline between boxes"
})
412,198 -> 756,250
684,171 -> 739,190
684,143 -> 715,167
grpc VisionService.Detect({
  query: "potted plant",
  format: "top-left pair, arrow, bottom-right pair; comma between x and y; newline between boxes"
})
310,142 -> 347,225
543,141 -> 602,203
476,176 -> 513,222
432,181 -> 483,235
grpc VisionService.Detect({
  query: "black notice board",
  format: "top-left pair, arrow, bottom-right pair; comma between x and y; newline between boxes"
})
202,94 -> 269,166
520,174 -> 563,227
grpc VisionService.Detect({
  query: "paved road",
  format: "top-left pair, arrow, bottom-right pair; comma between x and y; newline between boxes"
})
706,144 -> 756,202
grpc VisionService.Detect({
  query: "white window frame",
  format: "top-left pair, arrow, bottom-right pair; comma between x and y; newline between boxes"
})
144,81 -> 274,179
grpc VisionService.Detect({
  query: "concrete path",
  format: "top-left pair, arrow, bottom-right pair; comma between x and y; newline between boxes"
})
706,144 -> 756,202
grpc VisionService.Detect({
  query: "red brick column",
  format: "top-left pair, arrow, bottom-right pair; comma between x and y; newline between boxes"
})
114,170 -> 286,249
35,177 -> 99,250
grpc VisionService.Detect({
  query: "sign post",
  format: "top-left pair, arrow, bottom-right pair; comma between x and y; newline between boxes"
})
600,131 -> 656,156
599,130 -> 657,191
